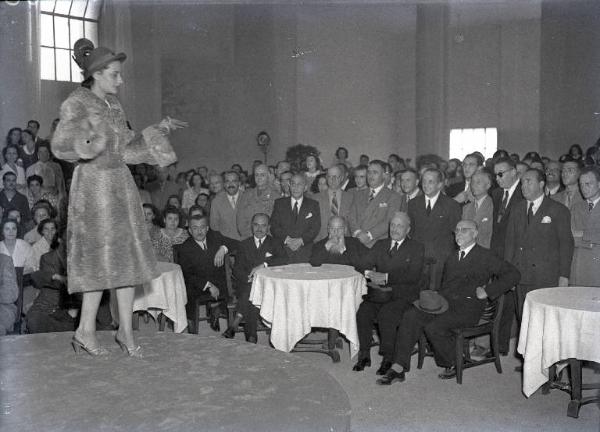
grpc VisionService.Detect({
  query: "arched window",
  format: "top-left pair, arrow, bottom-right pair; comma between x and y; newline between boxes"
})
40,0 -> 102,82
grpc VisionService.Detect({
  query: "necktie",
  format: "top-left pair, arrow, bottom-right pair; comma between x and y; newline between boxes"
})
331,191 -> 339,216
368,189 -> 375,202
474,200 -> 479,213
293,201 -> 299,220
230,195 -> 236,209
498,190 -> 509,222
256,238 -> 262,249
459,250 -> 465,261
200,241 -> 206,251
389,241 -> 397,253
566,190 -> 572,209
589,201 -> 595,212
426,199 -> 432,215
527,202 -> 534,225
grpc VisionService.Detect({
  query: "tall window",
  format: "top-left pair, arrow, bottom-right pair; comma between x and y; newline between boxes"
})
449,127 -> 498,160
40,0 -> 102,82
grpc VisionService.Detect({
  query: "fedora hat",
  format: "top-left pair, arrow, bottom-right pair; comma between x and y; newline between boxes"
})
413,290 -> 448,314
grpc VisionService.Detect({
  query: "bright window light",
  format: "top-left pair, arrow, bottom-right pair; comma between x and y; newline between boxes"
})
449,128 -> 497,160
40,0 -> 103,82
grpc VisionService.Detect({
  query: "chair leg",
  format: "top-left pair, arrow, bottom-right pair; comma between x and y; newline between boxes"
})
132,311 -> 140,331
455,334 -> 464,384
417,333 -> 426,369
491,332 -> 502,374
158,313 -> 166,331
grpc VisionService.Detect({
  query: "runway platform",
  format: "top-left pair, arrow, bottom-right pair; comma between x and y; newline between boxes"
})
1,331 -> 351,431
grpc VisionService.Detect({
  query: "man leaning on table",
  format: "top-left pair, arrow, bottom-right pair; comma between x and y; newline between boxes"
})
376,219 -> 520,385
353,211 -> 424,375
222,213 -> 287,343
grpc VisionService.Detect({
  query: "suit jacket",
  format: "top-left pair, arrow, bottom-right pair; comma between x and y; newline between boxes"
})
570,199 -> 600,286
0,190 -> 31,223
361,238 -> 425,302
445,180 -> 466,198
312,189 -> 354,241
209,191 -> 242,240
440,244 -> 520,315
399,190 -> 422,213
462,195 -> 494,248
408,193 -> 461,260
552,187 -> 584,212
504,196 -> 574,288
490,183 -> 524,258
233,235 -> 288,291
309,236 -> 366,269
348,187 -> 402,248
173,230 -> 239,296
270,196 -> 321,263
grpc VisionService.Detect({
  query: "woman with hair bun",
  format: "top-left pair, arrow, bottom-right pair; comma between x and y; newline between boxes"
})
52,38 -> 187,357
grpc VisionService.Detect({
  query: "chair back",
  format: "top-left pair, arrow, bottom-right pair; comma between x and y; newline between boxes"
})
224,253 -> 236,300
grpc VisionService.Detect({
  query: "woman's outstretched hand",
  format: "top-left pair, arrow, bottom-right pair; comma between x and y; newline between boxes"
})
158,116 -> 188,134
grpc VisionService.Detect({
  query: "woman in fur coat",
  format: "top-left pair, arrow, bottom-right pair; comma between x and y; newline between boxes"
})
52,39 -> 186,357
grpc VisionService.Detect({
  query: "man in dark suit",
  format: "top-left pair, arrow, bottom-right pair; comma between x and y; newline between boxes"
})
173,215 -> 238,334
353,212 -> 424,374
490,157 -> 524,354
222,213 -> 287,342
270,173 -> 320,263
376,220 -> 520,385
504,168 -> 574,321
309,216 -> 366,268
408,168 -> 461,290
397,168 -> 422,212
348,160 -> 403,248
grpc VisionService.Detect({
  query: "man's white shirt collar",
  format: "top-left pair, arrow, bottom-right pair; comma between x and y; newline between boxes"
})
291,196 -> 303,209
370,183 -> 385,197
527,194 -> 545,215
505,179 -> 520,202
459,242 -> 476,258
426,191 -> 441,209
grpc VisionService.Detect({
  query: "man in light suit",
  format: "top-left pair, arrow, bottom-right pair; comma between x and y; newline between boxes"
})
270,173 -> 321,263
209,170 -> 242,240
222,213 -> 288,342
504,168 -> 574,322
311,165 -> 354,242
462,170 -> 494,248
552,157 -> 584,211
348,160 -> 402,248
408,168 -> 462,290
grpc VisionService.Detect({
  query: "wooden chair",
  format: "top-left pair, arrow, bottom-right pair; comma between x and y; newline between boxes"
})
417,293 -> 505,383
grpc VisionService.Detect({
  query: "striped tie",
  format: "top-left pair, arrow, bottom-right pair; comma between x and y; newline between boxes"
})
331,191 -> 339,216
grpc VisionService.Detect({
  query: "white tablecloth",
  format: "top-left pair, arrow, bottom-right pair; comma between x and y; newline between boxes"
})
133,262 -> 188,333
517,286 -> 600,397
250,263 -> 367,358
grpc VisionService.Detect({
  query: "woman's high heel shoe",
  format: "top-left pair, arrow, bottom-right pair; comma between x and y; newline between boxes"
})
71,336 -> 109,356
115,336 -> 143,358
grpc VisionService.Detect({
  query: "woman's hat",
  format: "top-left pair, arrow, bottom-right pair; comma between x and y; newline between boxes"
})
73,38 -> 126,79
413,290 -> 449,314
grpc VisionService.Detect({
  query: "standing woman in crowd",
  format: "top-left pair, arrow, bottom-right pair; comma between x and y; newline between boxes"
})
304,154 -> 322,187
51,38 -> 186,357
3,128 -> 22,165
182,173 -> 209,212
334,146 -> 352,169
0,145 -> 27,191
19,130 -> 38,171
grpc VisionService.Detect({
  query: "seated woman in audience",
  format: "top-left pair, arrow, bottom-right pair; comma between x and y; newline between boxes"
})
310,173 -> 328,194
151,206 -> 188,262
0,253 -> 19,335
5,127 -> 22,147
569,144 -> 583,161
5,209 -> 27,239
19,129 -> 38,171
304,154 -> 323,186
25,175 -> 58,211
195,192 -> 211,215
25,144 -> 66,199
0,219 -> 36,274
166,194 -> 182,210
31,218 -> 58,272
182,173 -> 209,212
27,235 -> 77,334
133,173 -> 152,204
0,145 -> 26,191
23,204 -> 52,244
175,172 -> 188,199
143,203 -> 162,240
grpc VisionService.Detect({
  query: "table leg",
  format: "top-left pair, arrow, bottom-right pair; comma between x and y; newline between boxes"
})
542,364 -> 557,395
327,329 -> 341,363
292,328 -> 341,363
567,359 -> 582,418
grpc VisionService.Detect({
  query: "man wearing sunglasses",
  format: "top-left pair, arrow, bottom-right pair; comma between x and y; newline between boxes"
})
490,157 -> 523,355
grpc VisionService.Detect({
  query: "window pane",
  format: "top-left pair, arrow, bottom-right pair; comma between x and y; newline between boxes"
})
54,16 -> 70,49
70,0 -> 87,17
71,53 -> 83,83
41,47 -> 56,80
40,0 -> 56,13
85,0 -> 102,20
54,0 -> 72,15
70,18 -> 84,46
56,48 -> 71,81
84,21 -> 98,46
40,13 -> 54,46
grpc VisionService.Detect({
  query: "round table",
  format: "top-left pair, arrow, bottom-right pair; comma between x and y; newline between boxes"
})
517,286 -> 600,417
0,332 -> 351,431
250,263 -> 367,361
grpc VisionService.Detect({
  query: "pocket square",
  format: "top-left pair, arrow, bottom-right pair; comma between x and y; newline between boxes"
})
541,216 -> 552,224
265,252 -> 273,258
482,217 -> 489,222
305,212 -> 313,219
379,202 -> 388,208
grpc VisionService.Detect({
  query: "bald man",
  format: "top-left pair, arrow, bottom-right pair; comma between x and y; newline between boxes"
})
270,173 -> 321,263
310,216 -> 366,268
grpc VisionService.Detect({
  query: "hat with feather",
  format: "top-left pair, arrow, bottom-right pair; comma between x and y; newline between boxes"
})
72,38 -> 126,80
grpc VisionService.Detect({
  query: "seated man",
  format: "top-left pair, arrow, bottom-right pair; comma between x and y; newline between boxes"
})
172,215 -> 238,334
270,173 -> 320,263
309,216 -> 366,268
377,219 -> 520,385
0,254 -> 19,335
222,213 -> 287,343
353,211 -> 424,373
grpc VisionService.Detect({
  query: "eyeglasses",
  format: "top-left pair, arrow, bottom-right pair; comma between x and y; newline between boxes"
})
495,169 -> 513,178
454,227 -> 475,234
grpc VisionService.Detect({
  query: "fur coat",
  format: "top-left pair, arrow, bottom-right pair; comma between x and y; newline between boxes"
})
52,87 -> 176,293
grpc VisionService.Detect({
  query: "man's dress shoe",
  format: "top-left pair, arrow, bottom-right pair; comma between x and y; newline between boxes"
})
352,358 -> 371,371
209,312 -> 220,332
246,335 -> 257,344
438,367 -> 457,379
376,360 -> 392,376
376,369 -> 405,385
221,327 -> 236,339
